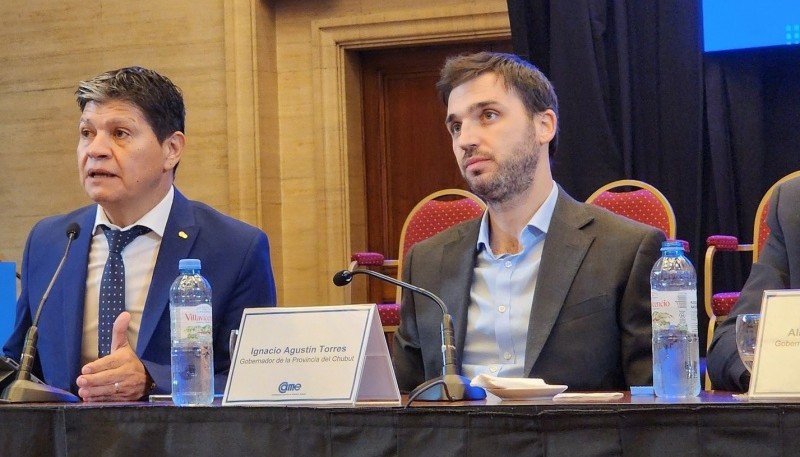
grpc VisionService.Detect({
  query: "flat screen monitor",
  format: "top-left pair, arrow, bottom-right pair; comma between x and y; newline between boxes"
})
703,0 -> 800,52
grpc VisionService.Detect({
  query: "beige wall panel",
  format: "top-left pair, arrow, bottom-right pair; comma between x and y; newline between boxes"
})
271,0 -> 509,305
252,1 -> 283,295
0,0 -> 231,271
0,0 -> 507,308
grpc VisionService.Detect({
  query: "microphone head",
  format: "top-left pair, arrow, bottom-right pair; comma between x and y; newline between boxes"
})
332,270 -> 353,287
66,223 -> 81,240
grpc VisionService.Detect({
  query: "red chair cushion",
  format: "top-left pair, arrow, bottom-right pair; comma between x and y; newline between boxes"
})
711,292 -> 739,317
706,235 -> 740,250
591,189 -> 670,237
377,303 -> 401,327
757,206 -> 771,251
350,252 -> 386,266
402,198 -> 484,255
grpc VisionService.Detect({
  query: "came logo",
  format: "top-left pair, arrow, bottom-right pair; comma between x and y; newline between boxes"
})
278,381 -> 302,393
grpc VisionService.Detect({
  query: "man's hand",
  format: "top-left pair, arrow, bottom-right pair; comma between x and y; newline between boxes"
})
76,311 -> 149,401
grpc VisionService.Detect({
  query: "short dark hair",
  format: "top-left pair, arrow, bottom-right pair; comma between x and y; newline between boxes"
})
436,52 -> 559,157
76,66 -> 185,143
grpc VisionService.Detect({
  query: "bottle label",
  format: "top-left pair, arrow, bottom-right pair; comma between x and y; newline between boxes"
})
651,289 -> 698,333
175,304 -> 213,341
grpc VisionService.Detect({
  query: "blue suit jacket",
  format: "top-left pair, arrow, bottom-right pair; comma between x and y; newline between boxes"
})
3,188 -> 277,395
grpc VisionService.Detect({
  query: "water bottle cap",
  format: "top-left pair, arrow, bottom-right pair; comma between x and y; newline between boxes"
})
178,258 -> 202,270
660,240 -> 686,252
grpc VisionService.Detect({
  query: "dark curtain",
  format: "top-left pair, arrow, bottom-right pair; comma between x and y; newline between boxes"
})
506,0 -> 800,350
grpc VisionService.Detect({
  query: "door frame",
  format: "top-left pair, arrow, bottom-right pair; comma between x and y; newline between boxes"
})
311,4 -> 510,302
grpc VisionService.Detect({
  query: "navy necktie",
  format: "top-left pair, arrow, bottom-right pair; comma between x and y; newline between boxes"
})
98,224 -> 151,357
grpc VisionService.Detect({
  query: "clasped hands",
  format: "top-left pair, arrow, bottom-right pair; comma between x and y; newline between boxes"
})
75,311 -> 149,402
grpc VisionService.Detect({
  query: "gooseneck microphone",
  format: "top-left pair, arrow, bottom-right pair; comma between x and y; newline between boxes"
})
2,223 -> 81,403
333,269 -> 486,402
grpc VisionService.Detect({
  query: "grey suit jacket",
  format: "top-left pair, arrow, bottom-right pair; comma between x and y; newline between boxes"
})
707,177 -> 800,391
392,187 -> 665,392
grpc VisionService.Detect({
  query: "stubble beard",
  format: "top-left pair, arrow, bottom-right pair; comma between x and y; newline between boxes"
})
461,131 -> 539,205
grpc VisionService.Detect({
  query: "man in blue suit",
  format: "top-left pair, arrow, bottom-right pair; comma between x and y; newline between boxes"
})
3,67 -> 276,401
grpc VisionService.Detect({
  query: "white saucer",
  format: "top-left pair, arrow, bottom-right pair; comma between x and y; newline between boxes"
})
485,384 -> 568,400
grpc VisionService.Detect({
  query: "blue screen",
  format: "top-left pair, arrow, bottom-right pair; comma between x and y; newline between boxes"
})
0,262 -> 16,345
703,0 -> 800,52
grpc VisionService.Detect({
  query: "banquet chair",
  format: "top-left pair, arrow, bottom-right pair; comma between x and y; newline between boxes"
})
704,170 -> 800,389
586,180 -> 702,381
586,179 -> 677,239
348,189 -> 486,349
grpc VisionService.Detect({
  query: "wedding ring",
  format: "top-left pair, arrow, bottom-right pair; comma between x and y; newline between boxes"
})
114,382 -> 120,393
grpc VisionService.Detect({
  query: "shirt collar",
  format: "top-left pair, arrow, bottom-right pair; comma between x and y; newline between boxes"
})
476,181 -> 559,251
92,186 -> 175,237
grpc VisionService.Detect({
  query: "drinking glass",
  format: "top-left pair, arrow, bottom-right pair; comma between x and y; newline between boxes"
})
229,329 -> 240,361
735,313 -> 761,373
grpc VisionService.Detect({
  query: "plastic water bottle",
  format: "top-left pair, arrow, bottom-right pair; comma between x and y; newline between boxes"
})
169,258 -> 214,405
650,240 -> 700,397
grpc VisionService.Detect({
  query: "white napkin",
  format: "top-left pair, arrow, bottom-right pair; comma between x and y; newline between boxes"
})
553,392 -> 624,401
470,374 -> 549,389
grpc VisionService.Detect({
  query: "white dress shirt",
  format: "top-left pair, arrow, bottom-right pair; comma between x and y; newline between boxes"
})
81,187 -> 174,366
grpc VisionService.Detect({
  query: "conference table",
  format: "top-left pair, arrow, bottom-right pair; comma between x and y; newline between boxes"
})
1,391 -> 797,456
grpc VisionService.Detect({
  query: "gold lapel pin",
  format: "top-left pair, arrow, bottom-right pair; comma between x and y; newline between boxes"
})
178,231 -> 188,239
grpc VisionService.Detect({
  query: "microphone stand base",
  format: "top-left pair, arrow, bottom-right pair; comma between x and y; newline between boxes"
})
408,374 -> 486,402
1,379 -> 80,403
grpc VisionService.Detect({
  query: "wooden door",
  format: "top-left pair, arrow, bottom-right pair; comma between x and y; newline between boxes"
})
360,40 -> 511,302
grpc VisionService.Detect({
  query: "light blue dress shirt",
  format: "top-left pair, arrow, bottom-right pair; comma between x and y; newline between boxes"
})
461,183 -> 559,379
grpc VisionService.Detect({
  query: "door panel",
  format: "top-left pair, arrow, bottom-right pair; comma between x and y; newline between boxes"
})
360,41 -> 511,302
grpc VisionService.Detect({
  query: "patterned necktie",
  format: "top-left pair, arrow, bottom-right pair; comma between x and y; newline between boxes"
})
98,224 -> 151,357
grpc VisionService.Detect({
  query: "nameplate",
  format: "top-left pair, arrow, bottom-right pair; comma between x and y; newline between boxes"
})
222,304 -> 400,407
749,290 -> 800,399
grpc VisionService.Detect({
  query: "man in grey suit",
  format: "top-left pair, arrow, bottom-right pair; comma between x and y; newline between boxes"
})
392,52 -> 665,392
707,176 -> 800,391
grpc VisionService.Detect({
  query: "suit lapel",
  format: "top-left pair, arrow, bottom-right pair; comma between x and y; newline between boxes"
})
524,189 -> 594,376
437,220 -> 480,366
136,190 -> 198,354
